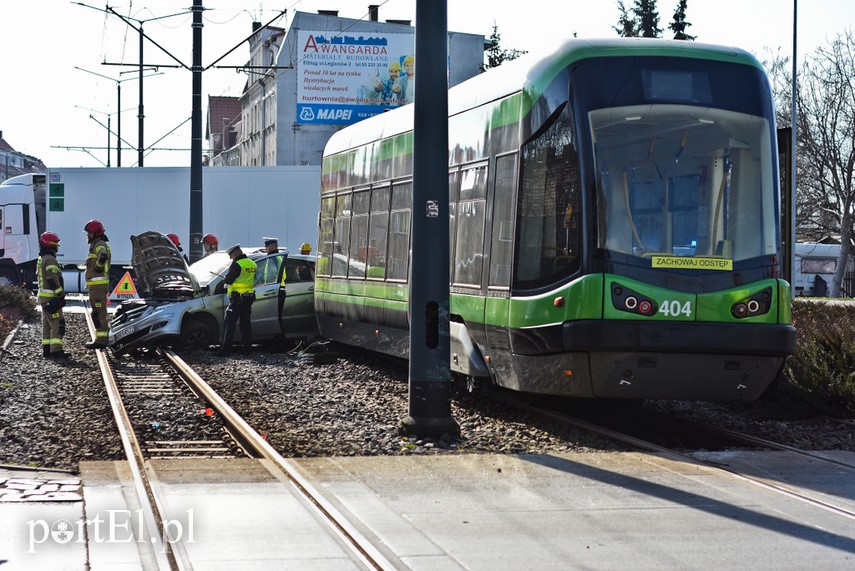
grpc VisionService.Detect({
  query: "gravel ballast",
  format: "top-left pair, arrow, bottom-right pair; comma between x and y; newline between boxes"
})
0,313 -> 612,471
1,311 -> 853,472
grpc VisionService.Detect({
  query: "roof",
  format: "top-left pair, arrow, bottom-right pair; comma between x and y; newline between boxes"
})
206,96 -> 242,150
323,38 -> 758,157
0,132 -> 47,183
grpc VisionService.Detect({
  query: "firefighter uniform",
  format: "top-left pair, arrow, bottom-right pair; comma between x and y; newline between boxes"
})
37,234 -> 66,358
84,222 -> 112,348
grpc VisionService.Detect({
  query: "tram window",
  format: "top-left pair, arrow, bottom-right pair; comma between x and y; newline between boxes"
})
449,170 -> 460,282
367,185 -> 390,279
332,192 -> 352,278
489,154 -> 517,288
387,182 -> 412,281
591,105 -> 775,261
454,165 -> 488,286
349,190 -> 370,279
318,195 -> 336,277
515,102 -> 582,290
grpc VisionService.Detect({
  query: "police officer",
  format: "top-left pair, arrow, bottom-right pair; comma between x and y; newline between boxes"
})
202,233 -> 219,257
220,244 -> 257,354
261,237 -> 284,282
83,220 -> 111,349
37,231 -> 68,360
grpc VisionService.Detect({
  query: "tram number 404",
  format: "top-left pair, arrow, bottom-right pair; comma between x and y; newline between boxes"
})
658,300 -> 693,317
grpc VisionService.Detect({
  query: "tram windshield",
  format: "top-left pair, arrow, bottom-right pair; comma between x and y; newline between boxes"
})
591,104 -> 776,263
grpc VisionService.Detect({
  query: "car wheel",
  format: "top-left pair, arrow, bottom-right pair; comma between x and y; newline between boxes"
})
177,320 -> 211,351
0,266 -> 19,287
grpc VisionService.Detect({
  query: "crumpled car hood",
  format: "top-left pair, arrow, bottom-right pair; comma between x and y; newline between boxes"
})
130,231 -> 198,299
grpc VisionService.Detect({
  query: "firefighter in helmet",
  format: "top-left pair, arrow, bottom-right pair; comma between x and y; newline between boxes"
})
167,233 -> 190,263
37,231 -> 68,359
202,233 -> 219,257
83,219 -> 111,349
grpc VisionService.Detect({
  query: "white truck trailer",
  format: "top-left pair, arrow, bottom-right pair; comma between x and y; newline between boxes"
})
792,242 -> 844,297
0,166 -> 320,291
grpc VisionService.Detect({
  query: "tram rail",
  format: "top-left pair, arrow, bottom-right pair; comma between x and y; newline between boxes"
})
85,302 -> 396,570
84,303 -> 188,570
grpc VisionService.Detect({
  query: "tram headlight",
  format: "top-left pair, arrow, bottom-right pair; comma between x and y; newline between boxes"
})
731,287 -> 772,319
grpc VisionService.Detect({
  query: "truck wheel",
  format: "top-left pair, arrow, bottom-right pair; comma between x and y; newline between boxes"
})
0,266 -> 19,287
176,320 -> 211,351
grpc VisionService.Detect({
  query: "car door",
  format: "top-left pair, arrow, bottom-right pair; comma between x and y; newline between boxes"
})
281,258 -> 317,336
251,254 -> 284,338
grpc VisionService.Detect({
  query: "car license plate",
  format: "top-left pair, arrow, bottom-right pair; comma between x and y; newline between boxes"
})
114,325 -> 136,340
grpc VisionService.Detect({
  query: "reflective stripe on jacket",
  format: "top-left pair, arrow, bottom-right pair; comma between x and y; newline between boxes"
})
86,238 -> 111,286
227,257 -> 257,295
37,254 -> 64,304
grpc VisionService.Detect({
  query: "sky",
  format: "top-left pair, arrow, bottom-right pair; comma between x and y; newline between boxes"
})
0,0 -> 852,169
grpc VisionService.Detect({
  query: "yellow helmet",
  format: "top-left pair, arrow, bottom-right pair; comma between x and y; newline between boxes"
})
388,61 -> 401,71
300,242 -> 312,254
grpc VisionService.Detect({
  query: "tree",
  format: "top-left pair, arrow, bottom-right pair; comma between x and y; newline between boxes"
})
797,31 -> 855,296
668,0 -> 695,40
614,0 -> 662,38
614,0 -> 638,37
765,33 -> 855,296
483,24 -> 527,71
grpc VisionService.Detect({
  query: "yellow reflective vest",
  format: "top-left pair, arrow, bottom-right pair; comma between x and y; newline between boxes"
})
227,257 -> 257,295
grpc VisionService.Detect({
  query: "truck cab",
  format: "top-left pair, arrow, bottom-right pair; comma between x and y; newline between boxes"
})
0,173 -> 45,287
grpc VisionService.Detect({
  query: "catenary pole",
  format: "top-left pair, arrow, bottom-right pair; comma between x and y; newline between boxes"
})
189,0 -> 204,262
399,0 -> 460,440
790,0 -> 797,291
138,22 -> 144,166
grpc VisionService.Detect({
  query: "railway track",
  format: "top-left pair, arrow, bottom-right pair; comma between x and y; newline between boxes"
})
491,390 -> 855,523
84,305 -> 397,570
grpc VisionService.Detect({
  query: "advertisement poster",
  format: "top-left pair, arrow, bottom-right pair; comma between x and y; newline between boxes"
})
297,31 -> 416,125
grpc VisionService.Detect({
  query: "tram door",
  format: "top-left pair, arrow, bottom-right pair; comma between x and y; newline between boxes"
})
483,154 -> 518,369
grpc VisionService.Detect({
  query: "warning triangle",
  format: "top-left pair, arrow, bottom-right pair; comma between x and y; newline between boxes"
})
110,271 -> 139,300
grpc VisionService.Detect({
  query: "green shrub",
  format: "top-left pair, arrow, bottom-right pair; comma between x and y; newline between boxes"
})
782,299 -> 855,416
0,284 -> 37,318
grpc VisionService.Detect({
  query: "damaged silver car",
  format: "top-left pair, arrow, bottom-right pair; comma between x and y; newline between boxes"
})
108,231 -> 318,354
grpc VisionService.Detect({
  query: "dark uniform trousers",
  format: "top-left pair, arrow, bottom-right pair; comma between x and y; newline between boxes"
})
222,293 -> 255,351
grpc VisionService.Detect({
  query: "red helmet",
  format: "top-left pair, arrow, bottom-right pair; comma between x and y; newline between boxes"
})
39,231 -> 61,248
84,219 -> 105,237
166,233 -> 181,247
202,233 -> 218,247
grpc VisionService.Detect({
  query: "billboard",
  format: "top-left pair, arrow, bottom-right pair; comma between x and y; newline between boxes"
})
297,31 -> 416,125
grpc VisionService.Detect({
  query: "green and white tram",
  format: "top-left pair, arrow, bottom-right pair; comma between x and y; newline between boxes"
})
315,38 -> 796,401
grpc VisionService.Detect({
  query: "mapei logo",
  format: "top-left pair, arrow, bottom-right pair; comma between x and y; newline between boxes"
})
316,108 -> 352,121
299,107 -> 316,121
